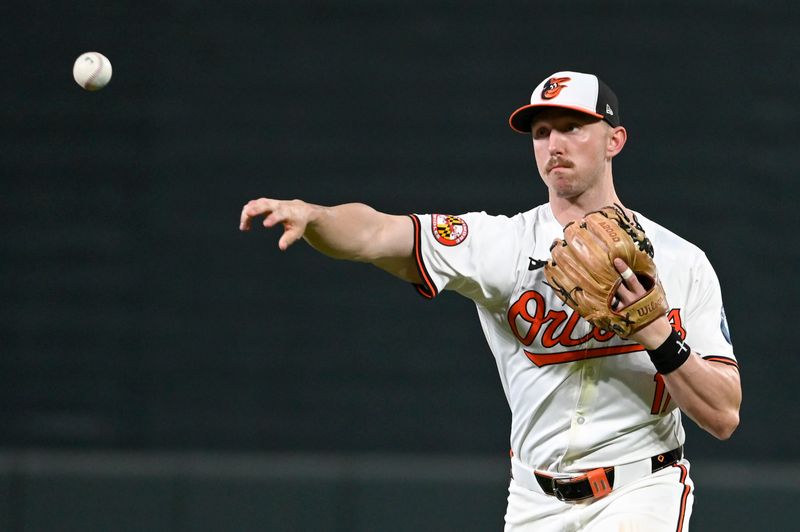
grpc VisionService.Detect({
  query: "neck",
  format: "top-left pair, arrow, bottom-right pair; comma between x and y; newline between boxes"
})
548,182 -> 623,226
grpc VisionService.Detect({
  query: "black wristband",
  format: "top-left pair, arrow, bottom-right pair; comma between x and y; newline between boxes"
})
647,330 -> 691,375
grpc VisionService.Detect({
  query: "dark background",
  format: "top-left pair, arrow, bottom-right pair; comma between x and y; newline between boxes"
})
1,1 -> 797,530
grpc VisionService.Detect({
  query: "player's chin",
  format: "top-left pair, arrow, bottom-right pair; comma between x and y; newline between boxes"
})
544,172 -> 577,195
551,181 -> 581,199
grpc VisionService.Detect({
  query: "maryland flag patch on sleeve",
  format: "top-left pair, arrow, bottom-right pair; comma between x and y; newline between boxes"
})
431,214 -> 468,246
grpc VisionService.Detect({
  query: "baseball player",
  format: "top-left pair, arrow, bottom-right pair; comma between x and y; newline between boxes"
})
240,71 -> 741,531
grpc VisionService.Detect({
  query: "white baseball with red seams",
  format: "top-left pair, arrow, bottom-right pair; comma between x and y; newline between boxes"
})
73,52 -> 112,91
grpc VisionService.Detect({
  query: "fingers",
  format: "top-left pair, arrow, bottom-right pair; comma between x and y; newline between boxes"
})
278,226 -> 303,251
240,197 -> 307,251
263,208 -> 287,228
613,258 -> 642,289
613,257 -> 630,277
239,205 -> 251,231
239,197 -> 276,231
239,197 -> 290,231
613,258 -> 646,307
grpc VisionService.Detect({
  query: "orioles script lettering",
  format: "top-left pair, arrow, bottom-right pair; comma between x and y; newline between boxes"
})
507,290 -> 685,367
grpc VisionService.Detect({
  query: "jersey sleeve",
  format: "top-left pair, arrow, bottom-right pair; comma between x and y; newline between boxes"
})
409,212 -> 522,307
683,253 -> 737,368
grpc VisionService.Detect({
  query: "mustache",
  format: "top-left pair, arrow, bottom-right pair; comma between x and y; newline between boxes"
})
546,157 -> 573,172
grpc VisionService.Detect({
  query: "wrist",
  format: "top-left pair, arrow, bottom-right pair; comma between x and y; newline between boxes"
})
646,330 -> 691,375
303,203 -> 329,236
634,318 -> 673,350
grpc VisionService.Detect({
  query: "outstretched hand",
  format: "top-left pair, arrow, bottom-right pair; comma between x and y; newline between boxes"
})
239,198 -> 313,250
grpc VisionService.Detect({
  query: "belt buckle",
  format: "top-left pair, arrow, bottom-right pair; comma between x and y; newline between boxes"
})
549,477 -> 574,501
552,480 -> 568,501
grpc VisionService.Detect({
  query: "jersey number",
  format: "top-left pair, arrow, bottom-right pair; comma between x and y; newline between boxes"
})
651,373 -> 672,414
650,309 -> 686,415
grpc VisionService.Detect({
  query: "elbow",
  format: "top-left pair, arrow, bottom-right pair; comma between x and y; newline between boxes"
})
708,410 -> 740,441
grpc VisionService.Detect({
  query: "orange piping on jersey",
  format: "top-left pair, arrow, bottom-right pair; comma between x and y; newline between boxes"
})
673,463 -> 691,532
523,343 -> 644,367
408,214 -> 438,299
702,356 -> 739,369
414,284 -> 433,299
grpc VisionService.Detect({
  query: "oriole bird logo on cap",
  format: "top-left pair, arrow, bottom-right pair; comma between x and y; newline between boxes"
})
541,77 -> 571,99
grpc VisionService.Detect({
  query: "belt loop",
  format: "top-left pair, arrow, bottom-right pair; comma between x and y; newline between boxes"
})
586,468 -> 613,499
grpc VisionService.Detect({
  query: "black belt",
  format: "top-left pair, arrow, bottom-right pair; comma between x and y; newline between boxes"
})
534,446 -> 683,502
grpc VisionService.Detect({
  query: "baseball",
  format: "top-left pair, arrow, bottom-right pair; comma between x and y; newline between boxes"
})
73,52 -> 112,91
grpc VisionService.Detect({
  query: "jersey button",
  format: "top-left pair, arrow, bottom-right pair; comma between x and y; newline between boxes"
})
577,416 -> 585,425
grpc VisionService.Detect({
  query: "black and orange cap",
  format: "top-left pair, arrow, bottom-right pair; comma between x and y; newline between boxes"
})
509,71 -> 621,134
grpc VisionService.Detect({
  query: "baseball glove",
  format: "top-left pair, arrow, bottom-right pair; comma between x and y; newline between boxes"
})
543,205 -> 668,338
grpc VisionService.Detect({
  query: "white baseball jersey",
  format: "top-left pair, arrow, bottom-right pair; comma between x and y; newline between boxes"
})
410,203 -> 736,474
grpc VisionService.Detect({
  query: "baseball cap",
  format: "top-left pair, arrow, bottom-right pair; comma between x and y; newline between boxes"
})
509,71 -> 621,134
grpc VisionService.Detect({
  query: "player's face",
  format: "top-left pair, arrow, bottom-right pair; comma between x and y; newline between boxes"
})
530,109 -> 613,199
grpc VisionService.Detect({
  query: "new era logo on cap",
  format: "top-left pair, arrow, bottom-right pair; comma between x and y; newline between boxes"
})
509,71 -> 621,133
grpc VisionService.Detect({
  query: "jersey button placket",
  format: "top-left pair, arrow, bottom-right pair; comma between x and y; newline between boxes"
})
576,365 -> 595,426
575,365 -> 596,425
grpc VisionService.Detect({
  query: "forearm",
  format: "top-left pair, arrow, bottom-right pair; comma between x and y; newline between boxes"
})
303,202 -> 412,262
662,354 -> 741,440
240,197 -> 419,282
634,318 -> 741,440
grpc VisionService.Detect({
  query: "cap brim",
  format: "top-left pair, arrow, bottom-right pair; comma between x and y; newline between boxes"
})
508,104 -> 604,134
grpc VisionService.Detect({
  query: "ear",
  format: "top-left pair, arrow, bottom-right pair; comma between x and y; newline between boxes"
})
607,126 -> 627,158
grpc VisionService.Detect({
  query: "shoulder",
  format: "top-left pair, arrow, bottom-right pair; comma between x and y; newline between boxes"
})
461,204 -> 547,222
448,204 -> 549,235
634,212 -> 706,262
413,204 -> 552,255
633,212 -> 721,289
